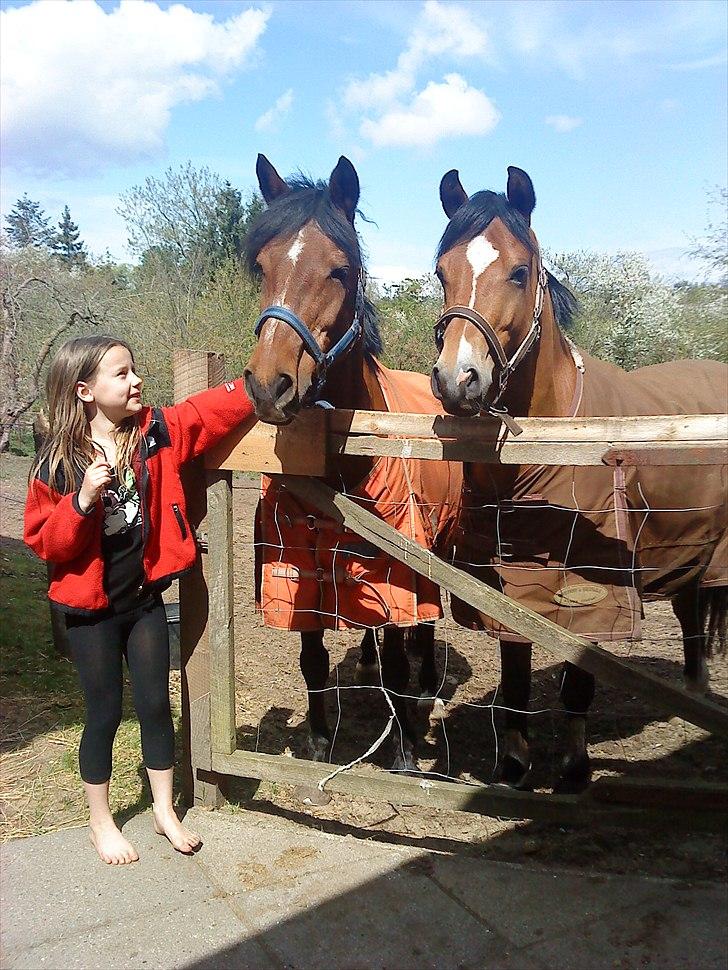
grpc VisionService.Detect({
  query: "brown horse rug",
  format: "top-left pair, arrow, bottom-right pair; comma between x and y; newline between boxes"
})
452,349 -> 728,642
257,360 -> 462,631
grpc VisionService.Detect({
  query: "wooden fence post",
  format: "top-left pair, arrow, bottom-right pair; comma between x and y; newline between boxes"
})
173,350 -> 226,808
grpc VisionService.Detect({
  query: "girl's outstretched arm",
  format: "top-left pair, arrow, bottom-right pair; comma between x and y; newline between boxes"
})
162,378 -> 256,468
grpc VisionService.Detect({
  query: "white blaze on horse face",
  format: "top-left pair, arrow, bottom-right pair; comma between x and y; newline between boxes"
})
287,230 -> 305,266
278,228 -> 307,305
455,330 -> 494,391
465,234 -> 499,309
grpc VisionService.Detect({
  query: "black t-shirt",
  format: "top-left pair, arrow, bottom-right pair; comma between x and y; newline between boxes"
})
100,467 -> 148,612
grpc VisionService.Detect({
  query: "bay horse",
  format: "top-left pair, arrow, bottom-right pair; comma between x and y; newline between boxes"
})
242,155 -> 461,772
430,165 -> 727,791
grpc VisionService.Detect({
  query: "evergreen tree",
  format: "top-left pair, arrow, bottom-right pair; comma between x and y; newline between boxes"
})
204,183 -> 263,267
4,194 -> 54,249
53,205 -> 87,266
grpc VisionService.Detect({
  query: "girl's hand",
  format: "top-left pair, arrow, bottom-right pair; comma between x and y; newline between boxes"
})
78,457 -> 112,513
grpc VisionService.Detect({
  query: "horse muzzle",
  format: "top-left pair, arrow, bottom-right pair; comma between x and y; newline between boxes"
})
431,358 -> 494,416
244,369 -> 299,425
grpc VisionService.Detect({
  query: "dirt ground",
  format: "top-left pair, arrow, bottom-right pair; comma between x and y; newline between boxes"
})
2,455 -> 727,880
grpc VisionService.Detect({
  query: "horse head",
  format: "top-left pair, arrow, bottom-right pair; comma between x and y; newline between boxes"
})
243,154 -> 372,424
431,166 -> 547,418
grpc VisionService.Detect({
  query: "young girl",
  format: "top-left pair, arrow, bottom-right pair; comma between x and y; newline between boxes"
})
25,335 -> 254,865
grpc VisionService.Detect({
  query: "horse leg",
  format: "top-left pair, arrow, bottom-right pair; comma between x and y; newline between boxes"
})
354,627 -> 380,684
498,639 -> 533,788
555,662 -> 595,793
672,584 -> 710,693
414,622 -> 445,720
381,627 -> 417,773
300,631 -> 331,761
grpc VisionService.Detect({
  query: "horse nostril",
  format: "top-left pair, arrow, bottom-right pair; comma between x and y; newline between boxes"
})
243,369 -> 259,402
271,372 -> 293,405
463,368 -> 481,396
431,367 -> 442,398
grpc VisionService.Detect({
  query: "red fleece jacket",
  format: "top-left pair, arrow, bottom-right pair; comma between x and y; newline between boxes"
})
24,380 -> 255,614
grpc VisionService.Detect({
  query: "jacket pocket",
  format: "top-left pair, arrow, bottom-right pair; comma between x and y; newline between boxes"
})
172,503 -> 188,540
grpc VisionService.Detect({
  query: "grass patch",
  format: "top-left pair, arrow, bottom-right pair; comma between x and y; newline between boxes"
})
0,544 -> 182,841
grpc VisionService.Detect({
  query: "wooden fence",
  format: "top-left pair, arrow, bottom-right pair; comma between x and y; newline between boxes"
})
174,350 -> 728,831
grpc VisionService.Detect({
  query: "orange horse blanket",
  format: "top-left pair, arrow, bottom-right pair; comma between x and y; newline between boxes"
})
452,353 -> 728,643
256,361 -> 462,631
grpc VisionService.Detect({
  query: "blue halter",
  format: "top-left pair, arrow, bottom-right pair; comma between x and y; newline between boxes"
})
253,273 -> 366,403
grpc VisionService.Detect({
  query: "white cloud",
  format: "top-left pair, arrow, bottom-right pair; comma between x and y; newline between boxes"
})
344,0 -> 491,111
254,89 -> 294,133
1,0 -> 269,176
545,114 -> 583,133
340,2 -> 498,150
361,74 -> 499,148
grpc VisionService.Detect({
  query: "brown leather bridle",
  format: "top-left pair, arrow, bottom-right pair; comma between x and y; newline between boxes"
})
433,260 -> 548,434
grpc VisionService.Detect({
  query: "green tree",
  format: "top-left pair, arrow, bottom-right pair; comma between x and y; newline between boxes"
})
205,182 -> 263,268
4,194 -> 54,250
547,250 -> 692,369
53,205 -> 87,267
0,240 -> 119,451
376,274 -> 441,374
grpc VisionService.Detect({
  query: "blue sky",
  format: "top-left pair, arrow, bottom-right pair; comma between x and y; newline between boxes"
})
1,0 -> 726,283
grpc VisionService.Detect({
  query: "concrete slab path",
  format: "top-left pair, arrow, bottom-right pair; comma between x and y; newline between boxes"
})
1,806 -> 726,969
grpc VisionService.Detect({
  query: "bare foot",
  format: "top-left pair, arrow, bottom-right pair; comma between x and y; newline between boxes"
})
89,821 -> 139,865
152,806 -> 201,854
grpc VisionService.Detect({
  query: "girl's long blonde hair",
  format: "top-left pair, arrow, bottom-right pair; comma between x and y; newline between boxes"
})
30,335 -> 142,495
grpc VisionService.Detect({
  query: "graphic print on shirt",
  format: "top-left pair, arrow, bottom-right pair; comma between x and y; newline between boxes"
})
102,467 -> 141,536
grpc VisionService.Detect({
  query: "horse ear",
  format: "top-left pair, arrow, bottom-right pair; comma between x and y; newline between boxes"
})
506,166 -> 536,223
440,170 -> 469,219
329,156 -> 360,224
256,154 -> 290,205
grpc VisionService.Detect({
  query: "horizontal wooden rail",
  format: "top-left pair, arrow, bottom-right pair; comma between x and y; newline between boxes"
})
205,410 -> 728,473
281,476 -> 728,739
212,750 -> 726,832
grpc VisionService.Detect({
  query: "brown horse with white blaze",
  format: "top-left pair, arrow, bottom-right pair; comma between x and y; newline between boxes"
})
243,155 -> 461,773
431,166 -> 727,791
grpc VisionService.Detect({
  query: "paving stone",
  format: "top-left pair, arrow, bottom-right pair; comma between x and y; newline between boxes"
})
220,853 -> 547,970
0,812 -> 214,961
518,882 -> 728,970
1,806 -> 724,970
428,854 -> 659,949
5,897 -> 276,970
186,806 -> 418,897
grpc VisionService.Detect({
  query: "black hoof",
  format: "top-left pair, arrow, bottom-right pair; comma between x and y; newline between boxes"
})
390,744 -> 418,776
496,755 -> 533,790
554,753 -> 592,794
308,733 -> 330,762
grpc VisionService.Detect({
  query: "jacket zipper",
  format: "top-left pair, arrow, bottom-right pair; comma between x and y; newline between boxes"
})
137,433 -> 150,590
172,503 -> 188,540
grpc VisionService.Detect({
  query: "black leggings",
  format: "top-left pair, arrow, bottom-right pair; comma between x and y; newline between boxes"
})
66,598 -> 174,784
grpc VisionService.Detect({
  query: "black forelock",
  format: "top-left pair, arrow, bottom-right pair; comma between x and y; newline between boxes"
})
436,191 -> 534,262
243,174 -> 361,275
242,173 -> 382,358
436,189 -> 577,331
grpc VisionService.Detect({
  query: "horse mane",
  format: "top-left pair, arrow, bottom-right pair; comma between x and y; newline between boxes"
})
436,190 -> 577,331
243,174 -> 383,359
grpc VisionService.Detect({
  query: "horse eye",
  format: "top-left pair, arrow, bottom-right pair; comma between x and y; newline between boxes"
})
330,266 -> 349,284
509,265 -> 529,287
